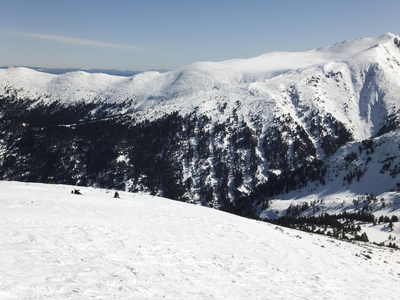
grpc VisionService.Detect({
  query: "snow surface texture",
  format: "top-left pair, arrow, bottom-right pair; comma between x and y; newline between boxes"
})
1,181 -> 399,299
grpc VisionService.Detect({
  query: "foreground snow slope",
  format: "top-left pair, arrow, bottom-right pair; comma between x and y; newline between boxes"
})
0,181 -> 399,299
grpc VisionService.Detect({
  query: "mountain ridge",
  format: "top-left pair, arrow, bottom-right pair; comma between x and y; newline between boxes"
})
1,33 -> 398,107
0,66 -> 170,77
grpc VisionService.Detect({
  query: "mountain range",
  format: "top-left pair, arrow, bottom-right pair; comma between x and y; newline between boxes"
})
0,66 -> 168,77
0,33 -> 399,224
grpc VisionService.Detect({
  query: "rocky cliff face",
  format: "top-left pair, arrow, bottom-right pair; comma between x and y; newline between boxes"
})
1,33 -> 399,217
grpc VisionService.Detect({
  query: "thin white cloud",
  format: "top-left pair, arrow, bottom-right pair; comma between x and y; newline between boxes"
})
0,30 -> 146,51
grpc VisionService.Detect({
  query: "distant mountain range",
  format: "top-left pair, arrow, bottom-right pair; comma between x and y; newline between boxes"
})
0,33 -> 399,223
0,66 -> 168,76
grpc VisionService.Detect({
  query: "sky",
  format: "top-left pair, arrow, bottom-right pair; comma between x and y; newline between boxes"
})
0,0 -> 399,71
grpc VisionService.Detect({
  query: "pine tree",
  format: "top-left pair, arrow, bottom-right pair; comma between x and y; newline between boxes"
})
360,232 -> 369,242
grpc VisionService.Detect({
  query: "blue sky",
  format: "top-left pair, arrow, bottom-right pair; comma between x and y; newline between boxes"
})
0,0 -> 399,71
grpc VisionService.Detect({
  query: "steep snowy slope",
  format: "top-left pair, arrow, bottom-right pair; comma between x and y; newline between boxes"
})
1,181 -> 399,299
262,128 -> 400,211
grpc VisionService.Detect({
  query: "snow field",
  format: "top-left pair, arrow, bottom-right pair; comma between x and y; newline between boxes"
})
1,181 -> 399,299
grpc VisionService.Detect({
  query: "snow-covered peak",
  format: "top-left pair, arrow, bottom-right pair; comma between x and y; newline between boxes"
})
198,32 -> 400,80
